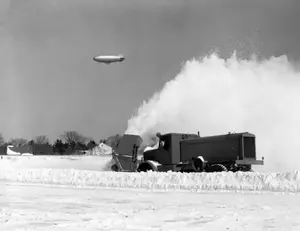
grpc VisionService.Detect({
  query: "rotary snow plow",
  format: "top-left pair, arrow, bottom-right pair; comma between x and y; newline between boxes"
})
110,132 -> 264,173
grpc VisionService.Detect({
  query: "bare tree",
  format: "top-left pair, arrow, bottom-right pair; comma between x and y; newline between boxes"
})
84,137 -> 95,145
60,131 -> 86,144
35,135 -> 50,144
0,133 -> 4,146
9,138 -> 28,147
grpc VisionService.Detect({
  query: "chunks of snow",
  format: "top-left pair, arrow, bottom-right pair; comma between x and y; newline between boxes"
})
1,155 -> 299,193
1,167 -> 300,193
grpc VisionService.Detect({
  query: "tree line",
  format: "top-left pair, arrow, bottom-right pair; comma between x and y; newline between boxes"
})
0,131 -> 122,155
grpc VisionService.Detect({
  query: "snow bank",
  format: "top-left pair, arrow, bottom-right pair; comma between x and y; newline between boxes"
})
1,168 -> 300,193
0,155 -> 114,171
2,155 -> 299,193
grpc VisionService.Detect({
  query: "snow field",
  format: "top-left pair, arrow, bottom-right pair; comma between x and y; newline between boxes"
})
2,183 -> 300,231
1,167 -> 300,193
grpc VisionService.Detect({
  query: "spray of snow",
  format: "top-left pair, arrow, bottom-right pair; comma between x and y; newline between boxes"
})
84,142 -> 113,156
126,53 -> 300,172
1,53 -> 300,196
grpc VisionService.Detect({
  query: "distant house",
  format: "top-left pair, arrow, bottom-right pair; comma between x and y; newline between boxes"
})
6,144 -> 33,155
88,142 -> 113,155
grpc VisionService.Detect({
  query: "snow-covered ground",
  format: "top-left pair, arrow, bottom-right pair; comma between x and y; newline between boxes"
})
1,155 -> 300,230
1,183 -> 300,231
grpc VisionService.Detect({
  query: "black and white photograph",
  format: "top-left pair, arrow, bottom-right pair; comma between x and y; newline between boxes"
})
1,0 -> 300,230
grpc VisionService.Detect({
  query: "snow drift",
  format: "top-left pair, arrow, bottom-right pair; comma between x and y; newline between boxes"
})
0,155 -> 114,171
1,168 -> 300,193
1,154 -> 300,193
126,53 -> 300,173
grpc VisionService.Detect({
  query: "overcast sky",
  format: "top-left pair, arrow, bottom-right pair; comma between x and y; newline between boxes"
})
0,0 -> 299,142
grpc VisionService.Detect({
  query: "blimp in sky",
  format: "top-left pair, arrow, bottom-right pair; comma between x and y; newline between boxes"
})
93,54 -> 125,64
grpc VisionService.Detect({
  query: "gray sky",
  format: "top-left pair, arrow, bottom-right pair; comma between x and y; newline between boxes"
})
0,0 -> 299,142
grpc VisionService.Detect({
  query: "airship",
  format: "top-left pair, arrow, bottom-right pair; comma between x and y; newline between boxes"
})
93,54 -> 125,64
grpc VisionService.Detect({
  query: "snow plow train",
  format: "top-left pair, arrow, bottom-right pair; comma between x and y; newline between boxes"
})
111,132 -> 264,173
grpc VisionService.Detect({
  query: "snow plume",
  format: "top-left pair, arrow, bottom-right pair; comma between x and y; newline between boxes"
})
126,52 -> 300,172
